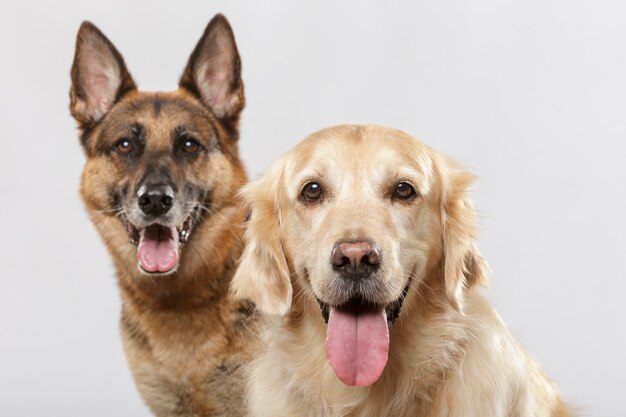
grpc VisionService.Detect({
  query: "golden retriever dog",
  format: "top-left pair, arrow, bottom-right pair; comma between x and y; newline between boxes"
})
232,125 -> 572,417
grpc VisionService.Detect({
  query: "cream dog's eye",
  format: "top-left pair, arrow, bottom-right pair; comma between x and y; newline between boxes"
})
393,182 -> 417,200
301,182 -> 323,203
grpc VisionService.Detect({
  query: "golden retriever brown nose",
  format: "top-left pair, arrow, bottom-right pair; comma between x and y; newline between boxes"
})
331,241 -> 380,279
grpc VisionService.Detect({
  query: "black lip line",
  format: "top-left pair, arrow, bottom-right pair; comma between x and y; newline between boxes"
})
316,275 -> 413,326
122,207 -> 201,247
386,277 -> 411,325
126,220 -> 192,246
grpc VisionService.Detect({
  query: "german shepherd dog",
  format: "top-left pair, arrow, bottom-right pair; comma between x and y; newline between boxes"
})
69,15 -> 257,416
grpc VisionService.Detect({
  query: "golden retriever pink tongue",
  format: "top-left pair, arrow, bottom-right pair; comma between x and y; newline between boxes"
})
137,226 -> 179,273
326,306 -> 389,386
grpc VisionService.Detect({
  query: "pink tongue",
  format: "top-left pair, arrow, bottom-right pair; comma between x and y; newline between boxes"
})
137,227 -> 179,273
325,306 -> 389,386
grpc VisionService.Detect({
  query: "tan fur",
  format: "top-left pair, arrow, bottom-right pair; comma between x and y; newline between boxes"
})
71,16 -> 258,416
233,125 -> 572,417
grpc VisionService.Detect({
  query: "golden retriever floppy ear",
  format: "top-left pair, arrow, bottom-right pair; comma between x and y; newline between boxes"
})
231,163 -> 292,315
440,162 -> 489,310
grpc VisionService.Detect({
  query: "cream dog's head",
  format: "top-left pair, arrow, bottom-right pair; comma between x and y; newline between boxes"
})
232,125 -> 486,386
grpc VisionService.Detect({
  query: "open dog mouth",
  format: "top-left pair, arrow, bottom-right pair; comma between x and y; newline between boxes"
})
317,284 -> 409,387
126,217 -> 194,274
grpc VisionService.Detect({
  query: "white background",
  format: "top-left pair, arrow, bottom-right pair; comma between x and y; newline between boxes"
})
1,1 -> 624,416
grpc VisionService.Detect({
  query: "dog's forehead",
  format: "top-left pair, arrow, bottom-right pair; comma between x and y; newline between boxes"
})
98,91 -> 220,148
287,125 -> 433,192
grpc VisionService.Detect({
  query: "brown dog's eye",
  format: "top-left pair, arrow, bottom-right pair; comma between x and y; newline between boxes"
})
115,139 -> 133,155
301,182 -> 323,203
182,138 -> 200,154
393,182 -> 417,200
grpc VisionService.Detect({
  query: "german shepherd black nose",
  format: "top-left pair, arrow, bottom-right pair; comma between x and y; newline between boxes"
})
138,185 -> 174,216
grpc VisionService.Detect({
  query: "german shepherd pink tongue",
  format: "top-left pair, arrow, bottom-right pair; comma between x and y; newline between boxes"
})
325,304 -> 389,386
137,225 -> 179,273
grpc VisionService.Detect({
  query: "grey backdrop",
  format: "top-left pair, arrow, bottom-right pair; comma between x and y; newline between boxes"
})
1,1 -> 624,416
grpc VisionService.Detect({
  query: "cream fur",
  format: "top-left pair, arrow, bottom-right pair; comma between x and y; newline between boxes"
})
234,125 -> 571,417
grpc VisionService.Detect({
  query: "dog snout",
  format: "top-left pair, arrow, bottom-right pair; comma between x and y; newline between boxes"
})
138,184 -> 174,217
331,241 -> 381,279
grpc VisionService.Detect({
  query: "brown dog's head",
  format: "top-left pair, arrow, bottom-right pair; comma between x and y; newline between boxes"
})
232,125 -> 487,386
70,15 -> 246,277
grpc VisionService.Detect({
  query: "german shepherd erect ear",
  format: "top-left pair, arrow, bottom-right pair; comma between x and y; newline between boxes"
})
179,14 -> 244,139
70,22 -> 136,130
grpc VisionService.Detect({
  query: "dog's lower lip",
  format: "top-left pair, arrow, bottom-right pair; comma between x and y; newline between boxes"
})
138,265 -> 176,275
